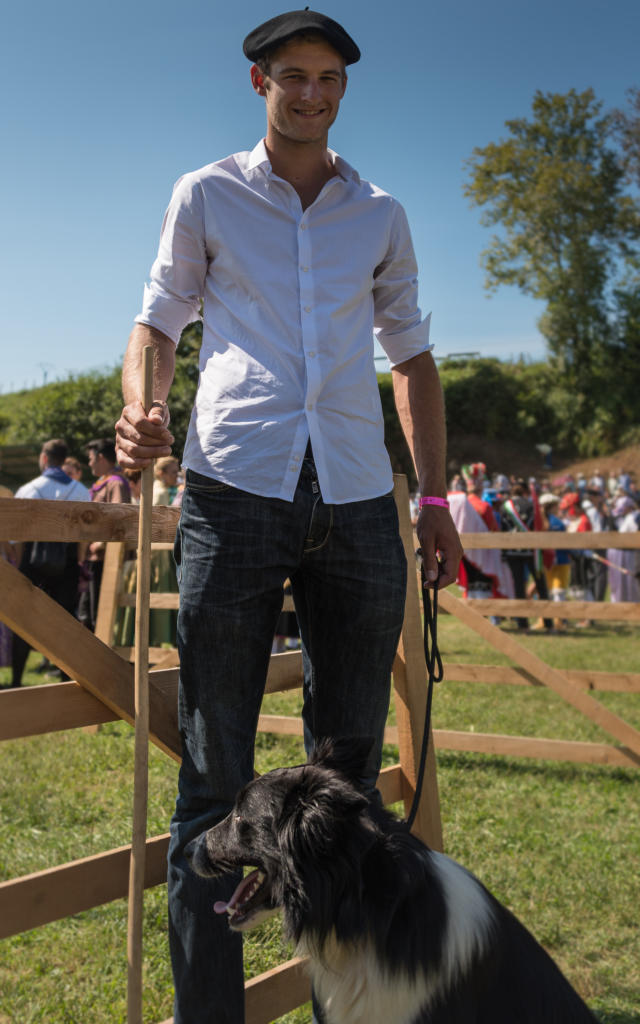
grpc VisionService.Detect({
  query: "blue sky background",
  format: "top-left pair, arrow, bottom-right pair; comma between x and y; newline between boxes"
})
2,0 -> 638,391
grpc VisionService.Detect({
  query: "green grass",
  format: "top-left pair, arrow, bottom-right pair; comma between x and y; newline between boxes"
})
0,619 -> 639,1023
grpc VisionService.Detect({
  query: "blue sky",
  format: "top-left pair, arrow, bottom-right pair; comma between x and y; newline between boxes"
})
2,0 -> 638,391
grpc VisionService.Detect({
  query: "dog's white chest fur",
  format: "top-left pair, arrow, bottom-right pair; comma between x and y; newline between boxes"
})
298,851 -> 494,1024
300,935 -> 433,1024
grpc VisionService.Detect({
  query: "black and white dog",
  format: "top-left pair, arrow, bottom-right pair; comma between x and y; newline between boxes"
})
186,740 -> 599,1024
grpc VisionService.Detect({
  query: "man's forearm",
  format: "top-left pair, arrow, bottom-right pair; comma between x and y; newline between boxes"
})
392,349 -> 448,497
122,324 -> 176,406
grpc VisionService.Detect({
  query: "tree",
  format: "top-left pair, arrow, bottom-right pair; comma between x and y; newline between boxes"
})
612,86 -> 640,188
464,89 -> 640,422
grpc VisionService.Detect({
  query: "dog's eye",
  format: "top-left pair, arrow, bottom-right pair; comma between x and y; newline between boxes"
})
234,815 -> 252,838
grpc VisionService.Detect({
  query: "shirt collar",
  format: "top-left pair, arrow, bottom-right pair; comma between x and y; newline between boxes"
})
43,467 -> 72,483
245,139 -> 360,186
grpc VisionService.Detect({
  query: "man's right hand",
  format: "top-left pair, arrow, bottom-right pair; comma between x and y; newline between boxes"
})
115,399 -> 174,469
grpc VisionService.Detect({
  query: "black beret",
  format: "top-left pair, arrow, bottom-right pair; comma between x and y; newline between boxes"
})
243,9 -> 361,65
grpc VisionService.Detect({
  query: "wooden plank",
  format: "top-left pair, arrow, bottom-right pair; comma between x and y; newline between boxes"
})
0,499 -> 179,544
245,958 -> 311,1024
264,650 -> 304,693
0,559 -> 181,760
119,593 -> 180,609
0,682 -> 119,740
0,834 -> 170,939
433,730 -> 640,769
392,475 -> 443,850
439,588 -> 640,758
257,714 -> 400,749
159,958 -> 313,1024
94,541 -> 125,645
467,598 -> 640,621
115,646 -> 174,663
442,662 -> 640,693
459,531 -> 640,550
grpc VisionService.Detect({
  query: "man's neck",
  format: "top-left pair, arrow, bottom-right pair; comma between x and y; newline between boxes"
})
265,133 -> 336,209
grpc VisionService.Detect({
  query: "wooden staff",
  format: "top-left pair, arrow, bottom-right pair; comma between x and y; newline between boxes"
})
127,345 -> 154,1023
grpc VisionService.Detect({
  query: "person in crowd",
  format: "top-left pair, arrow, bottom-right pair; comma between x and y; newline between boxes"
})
113,11 -> 463,1021
539,492 -> 570,631
448,480 -> 513,602
607,495 -> 640,602
501,478 -> 552,631
559,491 -> 593,625
0,488 -> 17,679
153,456 -> 181,505
582,487 -> 612,603
462,462 -> 499,531
607,468 -> 619,497
11,439 -> 91,685
123,467 -> 142,504
62,456 -> 84,482
78,438 -> 130,631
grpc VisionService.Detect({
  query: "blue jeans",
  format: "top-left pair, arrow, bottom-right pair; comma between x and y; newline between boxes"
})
168,455 -> 407,1023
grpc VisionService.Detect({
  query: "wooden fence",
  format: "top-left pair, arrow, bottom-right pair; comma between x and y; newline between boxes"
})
0,476 -> 440,1023
98,523 -> 640,773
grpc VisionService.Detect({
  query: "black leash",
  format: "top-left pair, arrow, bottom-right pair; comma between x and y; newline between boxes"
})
405,553 -> 443,831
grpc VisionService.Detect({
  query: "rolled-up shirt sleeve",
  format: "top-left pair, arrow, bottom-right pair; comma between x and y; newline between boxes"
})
134,174 -> 207,344
373,201 -> 432,367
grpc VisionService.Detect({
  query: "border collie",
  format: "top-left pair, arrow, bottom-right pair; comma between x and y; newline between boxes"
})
186,740 -> 599,1024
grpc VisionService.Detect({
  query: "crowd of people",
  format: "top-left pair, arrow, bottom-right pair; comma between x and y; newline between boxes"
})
412,461 -> 639,632
0,436 -> 184,686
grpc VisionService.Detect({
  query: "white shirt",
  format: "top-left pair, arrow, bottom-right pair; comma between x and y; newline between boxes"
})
136,140 -> 431,504
16,472 -> 91,502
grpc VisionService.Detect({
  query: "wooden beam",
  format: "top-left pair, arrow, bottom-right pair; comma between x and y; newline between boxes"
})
119,593 -> 180,609
0,559 -> 181,760
157,958 -> 313,1024
0,682 -> 119,740
94,541 -> 125,646
245,958 -> 311,1024
442,662 -> 640,693
439,588 -> 640,758
257,714 -> 400,749
0,834 -> 170,939
392,475 -> 443,850
0,499 -> 180,544
459,530 -> 640,550
433,729 -> 640,769
466,598 -> 640,621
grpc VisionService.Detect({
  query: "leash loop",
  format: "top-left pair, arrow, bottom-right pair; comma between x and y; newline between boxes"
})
405,551 -> 443,831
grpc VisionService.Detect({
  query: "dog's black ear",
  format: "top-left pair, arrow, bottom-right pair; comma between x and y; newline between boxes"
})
310,736 -> 375,786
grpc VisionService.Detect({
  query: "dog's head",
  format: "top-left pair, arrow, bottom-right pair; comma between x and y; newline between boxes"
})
185,738 -> 380,939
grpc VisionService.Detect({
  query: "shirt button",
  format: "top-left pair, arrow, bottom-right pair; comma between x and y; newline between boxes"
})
304,306 -> 312,313
301,266 -> 309,272
300,224 -> 307,231
307,403 -> 313,411
308,351 -> 316,358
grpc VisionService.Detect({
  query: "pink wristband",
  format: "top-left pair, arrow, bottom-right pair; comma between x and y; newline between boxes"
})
419,496 -> 450,509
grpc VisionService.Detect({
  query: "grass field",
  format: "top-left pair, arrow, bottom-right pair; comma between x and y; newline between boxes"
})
0,615 -> 639,1023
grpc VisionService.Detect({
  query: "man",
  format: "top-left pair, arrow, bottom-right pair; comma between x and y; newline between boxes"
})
77,438 -> 130,630
115,11 -> 462,1022
12,439 -> 90,685
582,487 -> 611,603
462,462 -> 499,531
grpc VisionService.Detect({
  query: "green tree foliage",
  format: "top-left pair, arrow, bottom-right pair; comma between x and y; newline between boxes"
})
464,88 -> 640,451
612,86 -> 640,188
3,369 -> 124,460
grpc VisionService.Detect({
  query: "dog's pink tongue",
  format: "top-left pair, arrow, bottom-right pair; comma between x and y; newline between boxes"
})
213,870 -> 258,916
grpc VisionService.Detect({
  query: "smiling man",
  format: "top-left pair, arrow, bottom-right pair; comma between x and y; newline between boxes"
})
115,9 -> 462,1023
